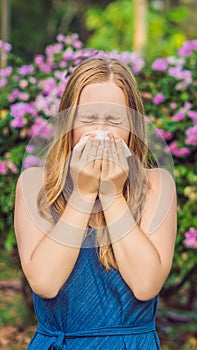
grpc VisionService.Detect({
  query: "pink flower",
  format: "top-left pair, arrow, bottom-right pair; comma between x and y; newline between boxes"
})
64,36 -> 72,45
184,228 -> 197,249
178,41 -> 193,57
152,58 -> 168,71
185,125 -> 197,146
0,66 -> 12,77
26,145 -> 35,153
0,78 -> 7,87
73,40 -> 83,49
167,141 -> 191,157
0,40 -> 12,52
187,110 -> 197,124
10,102 -> 37,128
23,155 -> 42,169
18,65 -> 34,75
28,117 -> 54,139
171,102 -> 177,110
153,93 -> 165,105
38,63 -> 52,73
56,33 -> 65,42
155,128 -> 172,140
172,111 -> 185,121
6,160 -> 18,173
34,55 -> 44,65
0,161 -> 7,175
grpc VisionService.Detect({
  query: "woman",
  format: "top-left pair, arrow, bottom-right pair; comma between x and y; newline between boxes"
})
14,58 -> 177,349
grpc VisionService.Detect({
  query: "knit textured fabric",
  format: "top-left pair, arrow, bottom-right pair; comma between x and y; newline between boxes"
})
27,209 -> 161,349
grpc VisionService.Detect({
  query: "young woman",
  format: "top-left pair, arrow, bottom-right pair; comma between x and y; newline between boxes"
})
14,58 -> 177,349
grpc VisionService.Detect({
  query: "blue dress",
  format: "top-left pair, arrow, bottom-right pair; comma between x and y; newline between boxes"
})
27,217 -> 161,349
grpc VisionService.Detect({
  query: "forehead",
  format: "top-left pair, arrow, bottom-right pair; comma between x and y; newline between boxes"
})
79,82 -> 127,106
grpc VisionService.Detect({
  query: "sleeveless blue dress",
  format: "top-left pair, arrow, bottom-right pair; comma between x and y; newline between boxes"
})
27,214 -> 161,350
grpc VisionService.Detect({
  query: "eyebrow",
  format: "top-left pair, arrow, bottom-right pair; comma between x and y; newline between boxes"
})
79,114 -> 123,119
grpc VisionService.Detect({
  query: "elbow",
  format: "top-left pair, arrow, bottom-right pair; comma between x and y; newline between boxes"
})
22,264 -> 60,299
30,281 -> 59,299
132,282 -> 161,301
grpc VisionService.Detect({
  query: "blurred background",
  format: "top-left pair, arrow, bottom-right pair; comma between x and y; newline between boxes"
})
1,0 -> 197,61
0,0 -> 197,349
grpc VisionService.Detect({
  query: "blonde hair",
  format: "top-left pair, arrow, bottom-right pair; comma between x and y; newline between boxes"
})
37,58 -> 152,271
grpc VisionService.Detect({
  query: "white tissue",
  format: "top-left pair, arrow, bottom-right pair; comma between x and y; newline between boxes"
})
75,130 -> 132,158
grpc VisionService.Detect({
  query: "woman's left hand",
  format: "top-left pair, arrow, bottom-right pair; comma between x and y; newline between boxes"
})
98,133 -> 129,201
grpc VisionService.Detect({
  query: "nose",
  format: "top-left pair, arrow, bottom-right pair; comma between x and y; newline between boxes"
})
93,121 -> 109,131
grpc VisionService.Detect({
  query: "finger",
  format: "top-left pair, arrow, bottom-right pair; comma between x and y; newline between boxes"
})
94,144 -> 103,169
80,136 -> 97,163
104,137 -> 112,162
71,140 -> 86,163
102,141 -> 109,178
88,138 -> 100,162
72,134 -> 91,161
110,135 -> 119,164
115,139 -> 129,176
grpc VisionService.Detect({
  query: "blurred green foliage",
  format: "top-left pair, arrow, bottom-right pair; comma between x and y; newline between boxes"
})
1,1 -> 196,62
85,0 -> 188,60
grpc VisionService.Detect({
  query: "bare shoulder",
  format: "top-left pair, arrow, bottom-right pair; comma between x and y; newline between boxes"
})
145,167 -> 176,192
140,167 -> 177,235
16,166 -> 45,194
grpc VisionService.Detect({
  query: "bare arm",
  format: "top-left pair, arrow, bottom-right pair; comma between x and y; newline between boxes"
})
100,168 -> 177,301
14,167 -> 96,299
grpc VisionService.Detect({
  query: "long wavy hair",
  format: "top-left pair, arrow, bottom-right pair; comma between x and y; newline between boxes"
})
37,58 -> 153,271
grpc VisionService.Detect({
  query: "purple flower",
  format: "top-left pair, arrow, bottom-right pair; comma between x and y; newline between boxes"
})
187,110 -> 197,124
62,48 -> 76,61
184,228 -> 197,249
10,102 -> 37,128
172,111 -> 185,121
8,88 -> 20,102
29,117 -> 54,139
0,77 -> 7,87
34,55 -> 44,65
153,93 -> 165,105
178,41 -> 193,57
39,77 -> 57,95
167,56 -> 185,66
167,141 -> 191,157
6,160 -> 18,173
184,102 -> 192,110
45,43 -> 63,55
0,161 -> 7,175
64,36 -> 72,45
56,33 -> 65,42
155,128 -> 172,140
152,58 -> 168,71
168,66 -> 183,79
73,40 -> 83,49
0,40 -> 12,52
38,63 -> 52,73
171,102 -> 177,110
18,65 -> 34,75
19,79 -> 28,88
0,66 -> 12,77
23,155 -> 42,169
185,125 -> 197,146
169,66 -> 192,88
26,145 -> 35,153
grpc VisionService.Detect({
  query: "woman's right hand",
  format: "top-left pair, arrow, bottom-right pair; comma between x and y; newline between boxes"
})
68,134 -> 103,200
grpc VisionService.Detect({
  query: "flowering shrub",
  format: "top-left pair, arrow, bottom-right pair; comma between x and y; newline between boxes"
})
0,34 -> 196,302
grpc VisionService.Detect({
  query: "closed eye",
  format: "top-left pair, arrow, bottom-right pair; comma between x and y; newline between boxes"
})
106,117 -> 122,124
107,120 -> 121,124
